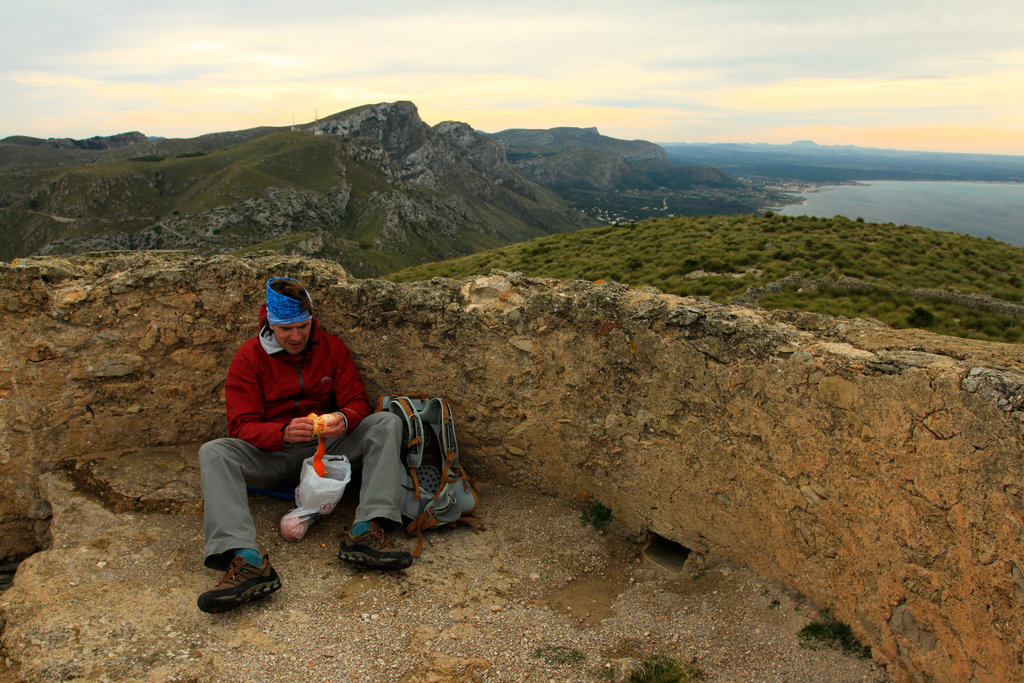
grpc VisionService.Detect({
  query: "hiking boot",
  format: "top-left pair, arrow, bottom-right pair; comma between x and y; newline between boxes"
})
337,522 -> 413,570
197,555 -> 281,613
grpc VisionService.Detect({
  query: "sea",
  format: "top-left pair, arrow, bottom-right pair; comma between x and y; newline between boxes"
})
774,181 -> 1024,247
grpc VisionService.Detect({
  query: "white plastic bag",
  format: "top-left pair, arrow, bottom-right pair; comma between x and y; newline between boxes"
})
279,455 -> 351,541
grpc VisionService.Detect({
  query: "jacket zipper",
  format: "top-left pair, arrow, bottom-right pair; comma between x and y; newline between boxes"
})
293,360 -> 305,416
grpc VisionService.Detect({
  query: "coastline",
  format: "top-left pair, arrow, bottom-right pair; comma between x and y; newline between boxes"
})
764,180 -> 1024,246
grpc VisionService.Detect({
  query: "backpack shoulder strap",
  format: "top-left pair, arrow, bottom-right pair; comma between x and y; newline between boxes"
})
378,395 -> 425,467
418,396 -> 458,465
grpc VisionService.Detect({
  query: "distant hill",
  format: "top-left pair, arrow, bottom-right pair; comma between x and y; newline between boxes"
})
389,213 -> 1024,344
0,102 -> 593,275
661,141 -> 1024,183
488,126 -> 783,223
2,131 -> 148,151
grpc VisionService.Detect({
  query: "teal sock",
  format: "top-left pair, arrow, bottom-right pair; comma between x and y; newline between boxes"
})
235,548 -> 263,566
352,521 -> 371,536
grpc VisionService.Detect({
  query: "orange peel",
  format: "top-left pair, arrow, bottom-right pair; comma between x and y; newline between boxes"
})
307,412 -> 328,476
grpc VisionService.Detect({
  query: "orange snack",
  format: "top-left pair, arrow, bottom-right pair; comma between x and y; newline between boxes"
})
309,412 -> 328,436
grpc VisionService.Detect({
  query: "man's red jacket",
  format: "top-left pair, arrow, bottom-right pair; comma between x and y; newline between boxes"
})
223,311 -> 372,451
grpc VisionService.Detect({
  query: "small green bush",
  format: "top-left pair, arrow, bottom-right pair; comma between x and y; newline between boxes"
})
580,501 -> 612,529
908,306 -> 936,327
798,619 -> 871,657
631,655 -> 706,682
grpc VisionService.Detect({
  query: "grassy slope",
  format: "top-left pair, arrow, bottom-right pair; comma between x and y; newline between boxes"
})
0,132 -> 347,261
388,213 -> 1024,344
2,129 -> 587,274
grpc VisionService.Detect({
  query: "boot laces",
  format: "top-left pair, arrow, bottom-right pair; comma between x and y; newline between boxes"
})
217,556 -> 250,587
368,524 -> 394,549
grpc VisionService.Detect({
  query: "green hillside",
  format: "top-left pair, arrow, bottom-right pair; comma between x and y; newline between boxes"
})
0,125 -> 582,275
1,131 -> 346,257
388,213 -> 1024,344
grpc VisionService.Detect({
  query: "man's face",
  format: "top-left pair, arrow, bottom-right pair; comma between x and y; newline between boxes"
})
269,320 -> 312,355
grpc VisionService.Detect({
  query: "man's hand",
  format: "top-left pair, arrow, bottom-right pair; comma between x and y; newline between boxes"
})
320,412 -> 347,439
283,413 -> 346,444
283,415 -> 317,444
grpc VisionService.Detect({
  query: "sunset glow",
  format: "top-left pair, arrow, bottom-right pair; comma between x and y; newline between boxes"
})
3,1 -> 1022,155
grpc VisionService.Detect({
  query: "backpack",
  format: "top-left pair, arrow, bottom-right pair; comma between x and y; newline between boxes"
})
377,394 -> 480,556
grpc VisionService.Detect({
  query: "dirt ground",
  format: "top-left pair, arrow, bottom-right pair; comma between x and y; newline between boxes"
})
0,472 -> 890,682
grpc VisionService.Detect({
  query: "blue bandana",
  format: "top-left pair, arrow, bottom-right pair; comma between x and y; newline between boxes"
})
265,277 -> 313,325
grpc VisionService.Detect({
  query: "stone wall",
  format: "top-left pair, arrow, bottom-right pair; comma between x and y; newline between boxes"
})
2,252 -> 1023,682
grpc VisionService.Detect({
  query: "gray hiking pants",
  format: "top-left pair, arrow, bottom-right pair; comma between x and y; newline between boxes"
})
199,411 -> 405,569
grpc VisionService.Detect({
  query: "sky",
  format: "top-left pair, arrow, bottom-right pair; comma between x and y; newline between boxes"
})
3,0 -> 1024,155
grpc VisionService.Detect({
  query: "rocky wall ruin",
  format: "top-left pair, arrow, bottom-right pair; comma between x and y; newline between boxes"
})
1,251 -> 1023,682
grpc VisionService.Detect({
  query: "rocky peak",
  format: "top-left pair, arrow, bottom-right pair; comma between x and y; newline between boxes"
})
313,100 -> 429,159
310,100 -> 522,192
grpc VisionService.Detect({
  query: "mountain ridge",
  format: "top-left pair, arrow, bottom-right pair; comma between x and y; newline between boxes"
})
489,126 -> 739,193
0,102 -> 781,273
0,102 -> 597,275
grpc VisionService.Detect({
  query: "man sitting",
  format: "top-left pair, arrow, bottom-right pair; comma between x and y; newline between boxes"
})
196,276 -> 411,614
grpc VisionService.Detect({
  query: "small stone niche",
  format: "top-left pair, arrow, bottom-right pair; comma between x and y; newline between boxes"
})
641,532 -> 692,574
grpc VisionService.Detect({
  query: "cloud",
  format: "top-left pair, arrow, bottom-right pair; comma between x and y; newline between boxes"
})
2,0 -> 1023,153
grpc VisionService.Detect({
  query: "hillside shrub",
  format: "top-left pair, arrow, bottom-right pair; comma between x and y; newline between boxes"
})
908,306 -> 936,327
